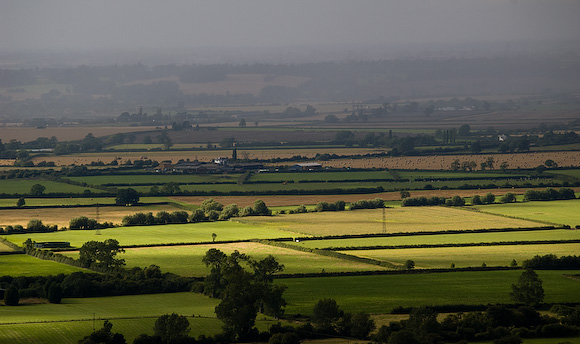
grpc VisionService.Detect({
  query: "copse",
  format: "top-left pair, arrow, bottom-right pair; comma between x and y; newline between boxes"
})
349,198 -> 384,210
524,187 -> 576,201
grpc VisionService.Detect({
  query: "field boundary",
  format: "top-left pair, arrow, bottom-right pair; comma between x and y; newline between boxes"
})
324,239 -> 580,251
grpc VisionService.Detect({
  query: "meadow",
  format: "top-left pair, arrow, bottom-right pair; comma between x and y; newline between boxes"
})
61,241 -> 390,277
3,221 -> 300,248
0,179 -> 104,195
297,229 -> 580,249
341,243 -> 580,269
0,254 -> 87,276
236,207 -> 544,236
474,199 -> 580,226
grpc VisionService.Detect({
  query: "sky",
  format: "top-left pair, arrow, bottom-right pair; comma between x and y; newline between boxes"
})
1,0 -> 579,55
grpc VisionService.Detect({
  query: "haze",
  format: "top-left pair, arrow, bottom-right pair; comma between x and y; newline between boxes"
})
2,0 -> 580,65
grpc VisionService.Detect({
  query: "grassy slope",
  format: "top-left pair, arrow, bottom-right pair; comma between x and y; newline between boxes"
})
473,199 -> 580,226
0,254 -> 87,276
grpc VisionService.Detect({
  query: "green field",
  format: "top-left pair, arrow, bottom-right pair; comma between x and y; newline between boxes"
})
0,254 -> 87,276
60,242 -> 390,277
0,180 -> 105,195
279,270 -> 580,315
474,199 -> 580,226
341,243 -> 580,269
237,207 -> 544,236
68,174 -> 240,186
4,221 -> 300,248
297,229 -> 580,249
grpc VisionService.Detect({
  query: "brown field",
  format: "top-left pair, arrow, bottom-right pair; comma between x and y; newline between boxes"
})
0,126 -> 158,142
271,151 -> 580,170
0,203 -> 182,228
235,207 -> 543,236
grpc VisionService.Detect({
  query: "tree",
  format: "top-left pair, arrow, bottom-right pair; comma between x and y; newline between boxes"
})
400,191 -> 411,199
404,260 -> 416,269
458,124 -> 471,137
483,192 -> 496,204
16,197 -> 25,207
510,269 -> 544,307
115,188 -> 139,205
69,216 -> 98,230
153,313 -> 190,344
79,239 -> 125,269
253,199 -> 271,216
312,298 -> 344,333
30,183 -> 46,196
200,198 -> 224,214
350,312 -> 376,339
239,118 -> 246,127
4,285 -> 19,306
500,192 -> 517,203
47,283 -> 63,304
78,320 -> 126,344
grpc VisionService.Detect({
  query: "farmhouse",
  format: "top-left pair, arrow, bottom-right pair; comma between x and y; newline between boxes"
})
290,163 -> 323,171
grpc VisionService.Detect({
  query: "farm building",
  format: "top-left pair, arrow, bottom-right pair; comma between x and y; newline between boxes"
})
290,163 -> 323,171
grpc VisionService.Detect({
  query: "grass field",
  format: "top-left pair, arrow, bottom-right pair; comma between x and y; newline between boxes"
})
297,229 -> 580,249
341,243 -> 580,269
237,208 -> 544,236
68,174 -> 240,186
279,270 -> 580,315
0,254 -> 87,276
474,199 -> 580,226
0,179 -> 105,195
3,221 -> 300,248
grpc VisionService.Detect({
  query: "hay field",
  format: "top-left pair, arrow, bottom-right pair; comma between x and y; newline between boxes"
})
0,203 -> 182,228
342,243 -> 580,269
0,126 -> 158,142
236,207 -> 543,236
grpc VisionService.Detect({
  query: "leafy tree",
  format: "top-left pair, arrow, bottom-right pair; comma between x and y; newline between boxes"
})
500,192 -> 517,203
30,183 -> 46,196
4,285 -> 19,306
404,260 -> 416,269
239,118 -> 246,127
153,313 -> 190,344
78,320 -> 126,344
219,204 -> 239,220
510,269 -> 544,307
253,199 -> 271,216
189,209 -> 206,222
16,197 -> 25,207
69,216 -> 99,230
471,195 -> 483,205
200,198 -> 224,214
160,182 -> 181,195
312,298 -> 344,333
115,188 -> 139,205
400,191 -> 411,199
350,312 -> 376,339
483,192 -> 496,204
79,239 -> 125,269
458,124 -> 471,137
47,283 -> 63,304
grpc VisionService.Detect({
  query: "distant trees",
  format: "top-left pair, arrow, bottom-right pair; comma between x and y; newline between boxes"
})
312,298 -> 375,339
16,197 -> 25,207
78,320 -> 125,344
3,285 -> 20,306
153,313 -> 191,344
29,183 -> 46,196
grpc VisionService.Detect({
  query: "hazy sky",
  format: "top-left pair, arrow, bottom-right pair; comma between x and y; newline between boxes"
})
2,0 -> 580,53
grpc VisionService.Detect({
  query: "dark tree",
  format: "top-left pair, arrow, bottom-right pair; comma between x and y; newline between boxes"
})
115,188 -> 139,205
153,313 -> 191,344
312,298 -> 344,333
16,197 -> 25,207
350,312 -> 376,339
30,183 -> 46,196
510,269 -> 544,307
78,320 -> 126,344
3,285 -> 19,306
253,199 -> 271,216
47,283 -> 63,304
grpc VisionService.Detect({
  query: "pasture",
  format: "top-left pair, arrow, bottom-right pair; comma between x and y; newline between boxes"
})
0,254 -> 87,276
474,199 -> 580,226
341,243 -> 580,269
279,270 -> 580,315
237,207 -> 544,236
0,179 -> 104,195
3,221 -> 300,248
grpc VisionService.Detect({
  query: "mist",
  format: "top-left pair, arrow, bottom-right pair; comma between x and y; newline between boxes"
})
2,0 -> 580,66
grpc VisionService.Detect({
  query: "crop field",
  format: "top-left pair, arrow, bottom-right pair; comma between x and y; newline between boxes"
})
0,179 -> 105,195
0,254 -> 87,276
275,151 -> 580,170
237,208 -> 544,236
297,229 -> 580,249
0,126 -> 158,142
0,241 -> 15,252
278,270 -> 580,315
0,203 -> 183,228
4,221 -> 300,248
474,199 -> 580,226
341,243 -> 580,269
61,241 -> 390,277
